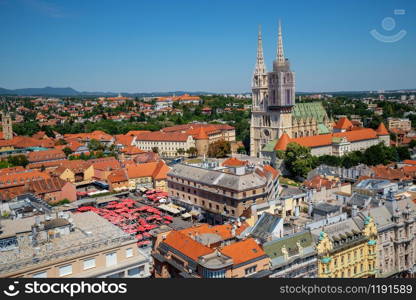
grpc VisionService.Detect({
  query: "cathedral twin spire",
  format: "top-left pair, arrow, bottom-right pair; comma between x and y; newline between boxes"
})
276,20 -> 285,67
254,20 -> 286,74
255,25 -> 266,75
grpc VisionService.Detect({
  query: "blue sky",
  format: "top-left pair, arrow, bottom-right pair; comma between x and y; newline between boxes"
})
0,0 -> 415,93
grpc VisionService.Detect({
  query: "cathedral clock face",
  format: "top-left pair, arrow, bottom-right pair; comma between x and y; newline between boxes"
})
263,129 -> 270,137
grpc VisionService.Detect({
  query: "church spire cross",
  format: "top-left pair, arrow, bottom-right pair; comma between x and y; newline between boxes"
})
255,24 -> 266,74
276,20 -> 285,66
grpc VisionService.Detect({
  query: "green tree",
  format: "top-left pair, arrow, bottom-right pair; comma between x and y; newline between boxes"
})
187,147 -> 198,158
396,146 -> 411,161
207,140 -> 231,158
176,148 -> 185,156
62,147 -> 73,157
88,139 -> 104,151
284,143 -> 316,179
7,155 -> 29,167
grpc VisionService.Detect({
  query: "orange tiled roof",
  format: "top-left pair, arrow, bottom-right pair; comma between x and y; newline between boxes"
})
263,165 -> 280,179
376,122 -> 389,136
222,157 -> 248,167
108,169 -> 129,183
29,177 -> 68,194
303,175 -> 339,191
334,117 -> 353,130
126,161 -> 169,180
277,128 -> 379,150
193,127 -> 209,140
371,165 -> 410,181
179,223 -> 249,241
274,133 -> 290,151
134,131 -> 191,142
403,160 -> 416,166
220,238 -> 266,265
121,145 -> 145,155
0,170 -> 51,188
27,149 -> 66,163
163,230 -> 212,261
115,134 -> 134,146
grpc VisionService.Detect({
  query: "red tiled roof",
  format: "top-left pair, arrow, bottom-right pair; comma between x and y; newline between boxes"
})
376,122 -> 389,136
27,149 -> 66,163
274,133 -> 291,150
276,128 -> 379,150
0,170 -> 51,188
334,117 -> 353,130
403,160 -> 416,166
263,165 -> 280,179
108,169 -> 129,183
29,177 -> 69,194
193,127 -> 209,140
126,161 -> 169,180
220,238 -> 266,265
135,131 -> 191,142
222,157 -> 248,167
163,230 -> 212,261
115,134 -> 134,146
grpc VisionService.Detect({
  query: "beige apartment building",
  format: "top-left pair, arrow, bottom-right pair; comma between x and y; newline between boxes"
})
167,163 -> 279,224
387,117 -> 412,132
0,212 -> 150,278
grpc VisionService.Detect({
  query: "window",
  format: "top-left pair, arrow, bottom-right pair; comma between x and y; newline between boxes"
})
59,264 -> 73,277
107,271 -> 125,278
83,258 -> 96,270
245,265 -> 257,276
106,252 -> 117,267
33,271 -> 47,278
127,265 -> 145,277
126,248 -> 133,258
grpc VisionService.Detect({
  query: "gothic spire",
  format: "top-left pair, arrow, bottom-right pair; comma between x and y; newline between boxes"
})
254,24 -> 266,74
276,20 -> 285,66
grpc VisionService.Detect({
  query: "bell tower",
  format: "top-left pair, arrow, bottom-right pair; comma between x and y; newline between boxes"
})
1,111 -> 13,140
250,21 -> 296,157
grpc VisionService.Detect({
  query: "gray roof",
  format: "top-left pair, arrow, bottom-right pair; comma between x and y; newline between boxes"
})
250,212 -> 282,242
313,203 -> 340,214
280,186 -> 306,199
359,206 -> 393,231
168,163 -> 267,191
349,193 -> 373,208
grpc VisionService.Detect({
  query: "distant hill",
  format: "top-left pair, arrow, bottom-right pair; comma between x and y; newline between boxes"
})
0,87 -> 217,97
0,87 -> 80,96
1,86 -> 414,97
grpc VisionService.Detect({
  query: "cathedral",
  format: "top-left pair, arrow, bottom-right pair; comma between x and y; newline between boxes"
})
250,22 -> 332,157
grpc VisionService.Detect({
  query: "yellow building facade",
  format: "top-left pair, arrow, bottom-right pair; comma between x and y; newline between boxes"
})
316,216 -> 378,278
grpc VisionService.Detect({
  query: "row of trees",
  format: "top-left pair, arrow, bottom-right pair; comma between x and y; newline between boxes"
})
280,142 -> 411,179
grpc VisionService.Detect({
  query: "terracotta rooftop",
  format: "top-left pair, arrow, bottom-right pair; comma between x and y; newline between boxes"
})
222,157 -> 248,167
334,117 -> 354,130
274,133 -> 290,151
220,238 -> 266,265
376,122 -> 389,136
274,128 -> 379,151
27,149 -> 66,163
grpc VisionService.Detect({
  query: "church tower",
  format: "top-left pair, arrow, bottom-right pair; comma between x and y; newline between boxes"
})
1,111 -> 13,140
250,25 -> 269,156
250,21 -> 296,157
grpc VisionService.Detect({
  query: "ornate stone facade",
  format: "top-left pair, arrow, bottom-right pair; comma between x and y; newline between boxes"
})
250,23 -> 332,157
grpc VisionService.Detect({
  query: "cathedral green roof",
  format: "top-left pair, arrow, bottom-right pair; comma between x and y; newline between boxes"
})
262,139 -> 278,152
317,123 -> 330,134
293,102 -> 328,123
